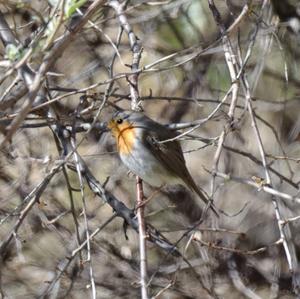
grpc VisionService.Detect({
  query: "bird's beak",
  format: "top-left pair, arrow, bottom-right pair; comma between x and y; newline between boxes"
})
101,121 -> 109,131
94,121 -> 109,132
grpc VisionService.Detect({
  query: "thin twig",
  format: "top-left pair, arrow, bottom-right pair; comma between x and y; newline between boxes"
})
109,0 -> 143,111
208,0 -> 241,198
70,135 -> 96,298
136,176 -> 149,299
108,2 -> 148,298
0,162 -> 64,255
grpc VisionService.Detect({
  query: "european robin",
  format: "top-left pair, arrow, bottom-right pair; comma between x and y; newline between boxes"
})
108,110 -> 218,216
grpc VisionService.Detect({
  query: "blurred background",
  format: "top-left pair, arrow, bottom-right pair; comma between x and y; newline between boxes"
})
1,0 -> 300,298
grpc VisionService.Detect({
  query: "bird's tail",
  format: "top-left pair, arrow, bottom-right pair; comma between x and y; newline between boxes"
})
184,174 -> 219,217
193,185 -> 219,217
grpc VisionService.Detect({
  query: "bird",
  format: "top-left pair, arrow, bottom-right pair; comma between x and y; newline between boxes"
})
107,110 -> 218,216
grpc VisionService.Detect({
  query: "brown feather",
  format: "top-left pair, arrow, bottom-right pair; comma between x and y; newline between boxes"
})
143,127 -> 218,216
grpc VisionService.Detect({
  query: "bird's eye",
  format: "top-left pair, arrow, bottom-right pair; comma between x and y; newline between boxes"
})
116,118 -> 123,124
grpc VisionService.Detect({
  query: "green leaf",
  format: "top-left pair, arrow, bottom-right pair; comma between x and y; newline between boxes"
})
65,0 -> 87,18
5,44 -> 23,61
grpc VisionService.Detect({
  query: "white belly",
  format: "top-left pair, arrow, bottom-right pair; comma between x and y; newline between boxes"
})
120,142 -> 182,187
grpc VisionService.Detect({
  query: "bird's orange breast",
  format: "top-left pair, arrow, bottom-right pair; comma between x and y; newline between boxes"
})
108,120 -> 136,155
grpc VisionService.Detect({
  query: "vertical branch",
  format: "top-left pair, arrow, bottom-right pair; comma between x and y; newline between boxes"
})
62,166 -> 83,261
136,176 -> 148,299
109,1 -> 148,298
237,3 -> 299,290
208,0 -> 299,292
208,0 -> 240,196
70,116 -> 96,298
109,0 -> 142,111
243,78 -> 299,286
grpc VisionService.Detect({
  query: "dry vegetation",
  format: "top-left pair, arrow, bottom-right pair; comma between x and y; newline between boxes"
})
0,0 -> 300,298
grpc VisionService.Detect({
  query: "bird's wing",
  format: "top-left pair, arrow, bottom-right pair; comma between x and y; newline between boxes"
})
144,129 -> 185,174
144,126 -> 218,216
144,128 -> 201,192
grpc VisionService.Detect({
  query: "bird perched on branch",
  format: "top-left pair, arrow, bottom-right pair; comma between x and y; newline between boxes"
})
108,110 -> 218,216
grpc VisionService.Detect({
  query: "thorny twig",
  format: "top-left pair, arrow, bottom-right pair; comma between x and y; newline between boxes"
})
208,0 -> 299,294
0,161 -> 65,255
109,0 -> 143,111
0,1 -> 300,297
208,0 -> 247,199
109,1 -> 148,298
70,131 -> 96,298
